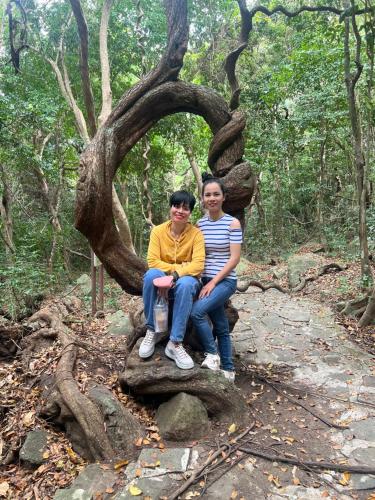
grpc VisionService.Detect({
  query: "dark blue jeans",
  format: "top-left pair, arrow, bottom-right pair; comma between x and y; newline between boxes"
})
143,269 -> 200,343
190,277 -> 237,371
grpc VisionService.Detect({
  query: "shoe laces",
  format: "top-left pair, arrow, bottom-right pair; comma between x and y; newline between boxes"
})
143,331 -> 155,344
174,343 -> 190,359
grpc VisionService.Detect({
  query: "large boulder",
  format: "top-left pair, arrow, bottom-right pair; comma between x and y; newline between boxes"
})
287,253 -> 324,289
106,310 -> 134,336
156,392 -> 210,440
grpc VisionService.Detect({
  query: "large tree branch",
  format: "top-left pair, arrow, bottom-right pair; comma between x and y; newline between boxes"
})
69,0 -> 97,138
75,81 -> 252,293
108,0 -> 188,125
98,0 -> 114,127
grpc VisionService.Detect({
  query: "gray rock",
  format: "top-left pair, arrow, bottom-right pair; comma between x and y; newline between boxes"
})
349,418 -> 375,442
350,473 -> 375,490
156,392 -> 210,441
287,254 -> 323,289
20,430 -> 49,466
76,274 -> 92,295
272,267 -> 287,280
351,446 -> 375,467
107,310 -> 133,337
277,306 -> 310,323
362,375 -> 375,388
114,476 -> 175,500
126,448 -> 190,479
88,385 -> 142,459
53,464 -> 117,500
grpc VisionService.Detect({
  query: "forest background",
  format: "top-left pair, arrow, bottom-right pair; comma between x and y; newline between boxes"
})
0,0 -> 374,320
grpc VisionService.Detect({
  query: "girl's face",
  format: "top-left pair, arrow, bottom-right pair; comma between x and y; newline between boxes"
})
202,182 -> 225,211
170,203 -> 191,224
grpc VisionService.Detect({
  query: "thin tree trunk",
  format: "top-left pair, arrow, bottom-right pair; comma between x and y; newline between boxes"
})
142,136 -> 154,227
0,163 -> 15,258
184,145 -> 202,198
344,16 -> 372,283
317,136 -> 327,241
112,186 -> 136,254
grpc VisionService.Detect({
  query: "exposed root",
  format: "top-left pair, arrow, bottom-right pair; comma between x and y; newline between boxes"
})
292,263 -> 345,292
28,304 -> 116,462
336,294 -> 369,317
237,277 -> 287,293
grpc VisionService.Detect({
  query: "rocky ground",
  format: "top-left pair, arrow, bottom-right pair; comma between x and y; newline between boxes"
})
1,250 -> 375,499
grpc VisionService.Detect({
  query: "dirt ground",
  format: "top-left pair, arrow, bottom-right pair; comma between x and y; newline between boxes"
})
1,249 -> 375,499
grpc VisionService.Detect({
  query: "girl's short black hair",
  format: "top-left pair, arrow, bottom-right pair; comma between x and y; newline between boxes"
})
201,171 -> 226,196
169,190 -> 196,212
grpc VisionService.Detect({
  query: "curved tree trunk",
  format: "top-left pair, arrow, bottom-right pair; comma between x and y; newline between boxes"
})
76,79 -> 254,294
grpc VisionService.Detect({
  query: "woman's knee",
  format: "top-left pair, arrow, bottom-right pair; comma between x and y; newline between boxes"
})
175,276 -> 199,294
190,301 -> 206,322
143,268 -> 165,284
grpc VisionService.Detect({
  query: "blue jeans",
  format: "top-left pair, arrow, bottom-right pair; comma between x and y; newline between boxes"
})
190,277 -> 237,371
143,269 -> 200,343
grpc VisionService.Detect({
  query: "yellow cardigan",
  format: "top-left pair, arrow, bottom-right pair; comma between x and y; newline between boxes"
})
147,221 -> 205,277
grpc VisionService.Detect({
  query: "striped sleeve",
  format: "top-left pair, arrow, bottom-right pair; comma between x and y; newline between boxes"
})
229,228 -> 243,244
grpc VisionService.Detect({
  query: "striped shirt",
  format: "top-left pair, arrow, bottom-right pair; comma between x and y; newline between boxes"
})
197,213 -> 243,280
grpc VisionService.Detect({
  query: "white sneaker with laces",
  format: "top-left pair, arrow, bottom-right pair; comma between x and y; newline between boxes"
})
201,353 -> 221,371
139,329 -> 157,358
165,341 -> 194,370
222,370 -> 235,382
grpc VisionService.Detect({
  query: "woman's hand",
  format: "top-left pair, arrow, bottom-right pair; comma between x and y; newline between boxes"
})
199,280 -> 216,298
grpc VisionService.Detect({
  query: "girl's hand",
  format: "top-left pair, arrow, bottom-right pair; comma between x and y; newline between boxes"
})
199,280 -> 216,298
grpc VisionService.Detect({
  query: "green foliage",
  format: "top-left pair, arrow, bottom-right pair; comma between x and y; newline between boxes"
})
0,250 -> 66,320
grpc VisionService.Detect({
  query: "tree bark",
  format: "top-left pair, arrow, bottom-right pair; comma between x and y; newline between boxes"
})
184,145 -> 203,198
112,185 -> 136,254
98,0 -> 113,127
69,0 -> 97,137
344,15 -> 372,283
0,163 -> 15,257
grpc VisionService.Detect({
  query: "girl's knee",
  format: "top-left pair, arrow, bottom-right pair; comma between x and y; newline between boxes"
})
144,269 -> 165,282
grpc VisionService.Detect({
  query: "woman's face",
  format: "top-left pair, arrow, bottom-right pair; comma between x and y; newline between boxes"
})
170,203 -> 191,224
202,182 -> 225,211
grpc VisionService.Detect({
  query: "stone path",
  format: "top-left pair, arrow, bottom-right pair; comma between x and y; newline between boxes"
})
54,287 -> 375,499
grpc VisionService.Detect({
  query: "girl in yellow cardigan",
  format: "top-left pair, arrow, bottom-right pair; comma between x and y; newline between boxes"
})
139,190 -> 205,369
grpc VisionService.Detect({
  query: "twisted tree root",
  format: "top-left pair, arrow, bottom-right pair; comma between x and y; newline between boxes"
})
29,305 -> 116,461
237,277 -> 287,293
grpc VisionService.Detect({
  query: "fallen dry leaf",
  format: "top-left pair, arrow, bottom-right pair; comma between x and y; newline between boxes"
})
339,471 -> 351,486
0,482 -> 9,497
114,459 -> 129,470
23,411 -> 35,427
230,490 -> 238,499
128,484 -> 142,496
185,491 -> 200,499
228,423 -> 237,434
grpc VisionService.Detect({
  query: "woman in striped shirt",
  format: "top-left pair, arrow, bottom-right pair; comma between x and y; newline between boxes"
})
191,173 -> 242,381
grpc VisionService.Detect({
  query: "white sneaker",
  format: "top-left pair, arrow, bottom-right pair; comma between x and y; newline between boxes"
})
165,341 -> 194,370
139,329 -> 157,358
201,353 -> 221,371
222,370 -> 235,382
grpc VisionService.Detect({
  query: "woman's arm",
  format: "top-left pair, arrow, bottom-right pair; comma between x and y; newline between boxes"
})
199,218 -> 242,298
